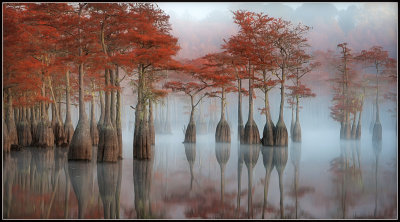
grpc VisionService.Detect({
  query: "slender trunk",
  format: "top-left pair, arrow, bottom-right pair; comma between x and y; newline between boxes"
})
275,66 -> 288,146
149,100 -> 155,145
110,69 -> 116,128
115,65 -> 122,159
90,81 -> 99,146
221,88 -> 226,121
238,79 -> 243,141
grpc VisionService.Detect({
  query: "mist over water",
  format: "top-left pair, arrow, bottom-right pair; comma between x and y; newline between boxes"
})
3,93 -> 397,219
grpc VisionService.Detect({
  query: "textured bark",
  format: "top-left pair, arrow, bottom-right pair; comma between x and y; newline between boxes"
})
6,89 -> 18,146
110,69 -> 116,128
68,161 -> 93,218
238,79 -> 244,141
290,106 -> 295,137
133,158 -> 154,219
3,106 -> 11,152
215,90 -> 231,143
133,67 -> 151,160
97,162 -> 121,219
30,107 -> 39,146
98,69 -> 118,162
215,143 -> 230,204
64,70 -> 74,146
35,82 -> 55,148
273,146 -> 288,219
242,144 -> 260,219
184,143 -> 196,191
261,146 -> 274,219
292,96 -> 301,142
17,106 -> 32,147
184,119 -> 196,143
68,62 -> 92,160
243,70 -> 260,145
356,111 -> 362,140
184,96 -> 196,143
148,100 -> 155,145
216,120 -> 231,143
275,69 -> 288,146
262,91 -> 275,146
90,85 -> 99,146
115,67 -> 123,159
97,90 -> 105,133
351,113 -> 357,139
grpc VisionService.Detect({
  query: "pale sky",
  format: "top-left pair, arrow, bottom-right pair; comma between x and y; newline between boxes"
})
156,2 -> 397,59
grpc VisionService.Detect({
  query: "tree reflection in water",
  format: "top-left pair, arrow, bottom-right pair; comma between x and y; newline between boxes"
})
184,143 -> 196,192
372,140 -> 381,218
273,146 -> 288,219
290,142 -> 301,219
261,146 -> 274,219
68,160 -> 94,219
241,144 -> 260,219
215,142 -> 231,217
133,157 -> 154,219
97,161 -> 122,219
330,140 -> 363,219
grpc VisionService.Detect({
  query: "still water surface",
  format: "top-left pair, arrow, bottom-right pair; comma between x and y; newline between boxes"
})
3,129 -> 397,219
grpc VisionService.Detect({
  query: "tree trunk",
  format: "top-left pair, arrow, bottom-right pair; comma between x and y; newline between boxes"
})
6,88 -> 18,146
262,90 -> 275,146
49,77 -> 66,146
68,62 -> 92,160
36,81 -> 54,148
216,88 -> 230,143
98,69 -> 118,162
97,90 -> 105,132
184,95 -> 196,143
17,105 -> 32,147
292,95 -> 301,142
90,82 -> 99,146
372,72 -> 382,141
356,96 -> 363,140
351,113 -> 357,139
238,79 -> 244,141
115,66 -> 123,159
64,70 -> 74,146
275,69 -> 288,146
243,64 -> 260,145
133,66 -> 151,159
149,100 -> 155,145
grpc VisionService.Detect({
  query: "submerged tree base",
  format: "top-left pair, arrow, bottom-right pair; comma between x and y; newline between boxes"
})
35,121 -> 54,148
68,119 -> 92,160
372,122 -> 382,141
98,125 -> 119,162
64,122 -> 74,146
238,124 -> 244,142
134,124 -> 151,160
184,121 -> 196,143
274,120 -> 288,147
262,121 -> 275,146
17,121 -> 32,147
242,119 -> 260,145
215,120 -> 231,143
54,122 -> 67,147
90,123 -> 99,146
292,121 -> 301,142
